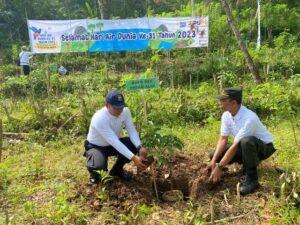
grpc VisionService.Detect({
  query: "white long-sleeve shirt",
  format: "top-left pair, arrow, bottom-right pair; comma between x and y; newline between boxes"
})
19,51 -> 34,66
87,107 -> 142,160
221,105 -> 273,144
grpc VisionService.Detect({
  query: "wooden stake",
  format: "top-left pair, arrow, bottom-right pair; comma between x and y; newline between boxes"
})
141,90 -> 148,121
210,198 -> 215,224
152,165 -> 159,201
236,182 -> 241,206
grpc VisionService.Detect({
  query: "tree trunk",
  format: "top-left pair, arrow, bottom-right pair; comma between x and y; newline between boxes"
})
220,0 -> 263,83
97,0 -> 104,19
191,0 -> 195,17
236,0 -> 242,9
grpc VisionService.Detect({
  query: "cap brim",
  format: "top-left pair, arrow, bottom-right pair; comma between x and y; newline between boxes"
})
112,103 -> 126,109
216,95 -> 230,100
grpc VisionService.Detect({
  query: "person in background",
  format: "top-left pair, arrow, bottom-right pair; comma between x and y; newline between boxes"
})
84,89 -> 149,184
58,65 -> 68,75
206,88 -> 276,195
19,46 -> 34,75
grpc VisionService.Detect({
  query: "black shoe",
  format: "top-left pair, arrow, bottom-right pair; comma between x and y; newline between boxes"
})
240,168 -> 259,195
89,171 -> 100,184
89,177 -> 100,185
109,170 -> 132,181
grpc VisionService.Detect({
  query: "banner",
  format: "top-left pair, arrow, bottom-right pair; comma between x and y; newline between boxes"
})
27,17 -> 208,53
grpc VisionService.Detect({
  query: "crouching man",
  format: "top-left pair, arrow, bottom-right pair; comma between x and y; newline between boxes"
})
84,89 -> 148,184
207,88 -> 276,195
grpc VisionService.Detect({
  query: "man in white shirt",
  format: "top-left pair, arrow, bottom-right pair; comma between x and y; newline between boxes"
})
207,88 -> 276,195
19,46 -> 34,75
84,89 -> 148,184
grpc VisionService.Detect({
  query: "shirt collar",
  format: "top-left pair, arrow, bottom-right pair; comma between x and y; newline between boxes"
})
232,105 -> 245,120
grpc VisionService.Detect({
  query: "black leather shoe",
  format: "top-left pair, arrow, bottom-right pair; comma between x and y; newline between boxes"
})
109,170 -> 132,181
240,169 -> 259,195
89,177 -> 100,185
89,171 -> 100,184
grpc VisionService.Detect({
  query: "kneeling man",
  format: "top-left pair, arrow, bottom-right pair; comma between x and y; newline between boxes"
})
207,88 -> 276,195
84,89 -> 148,184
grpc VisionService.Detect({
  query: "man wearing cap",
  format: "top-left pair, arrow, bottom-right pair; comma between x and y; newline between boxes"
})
207,88 -> 276,195
84,89 -> 148,184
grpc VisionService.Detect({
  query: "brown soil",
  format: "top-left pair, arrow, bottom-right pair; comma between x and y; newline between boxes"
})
76,152 -> 244,211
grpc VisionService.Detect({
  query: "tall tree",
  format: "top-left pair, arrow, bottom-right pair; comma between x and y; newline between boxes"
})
220,0 -> 263,83
97,0 -> 104,19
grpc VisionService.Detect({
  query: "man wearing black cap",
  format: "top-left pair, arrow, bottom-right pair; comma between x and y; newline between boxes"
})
207,88 -> 276,195
84,89 -> 148,184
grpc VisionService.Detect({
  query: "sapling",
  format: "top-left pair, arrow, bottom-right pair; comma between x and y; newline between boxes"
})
142,122 -> 184,200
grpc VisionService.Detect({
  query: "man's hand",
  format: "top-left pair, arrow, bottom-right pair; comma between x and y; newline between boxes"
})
205,161 -> 216,175
132,155 -> 147,170
209,167 -> 222,183
138,147 -> 148,161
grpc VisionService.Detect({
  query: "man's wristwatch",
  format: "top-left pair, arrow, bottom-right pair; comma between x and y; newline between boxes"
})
216,162 -> 223,169
137,145 -> 142,151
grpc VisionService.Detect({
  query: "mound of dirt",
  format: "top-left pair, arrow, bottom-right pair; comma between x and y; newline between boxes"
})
77,152 -> 243,210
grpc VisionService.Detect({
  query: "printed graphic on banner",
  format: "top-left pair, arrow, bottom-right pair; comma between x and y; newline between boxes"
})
27,17 -> 208,53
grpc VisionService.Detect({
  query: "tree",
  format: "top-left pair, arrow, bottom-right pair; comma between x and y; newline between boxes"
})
220,0 -> 263,83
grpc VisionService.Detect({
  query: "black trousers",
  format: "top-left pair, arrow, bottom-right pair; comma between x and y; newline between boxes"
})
209,136 -> 276,169
22,65 -> 30,75
84,137 -> 138,174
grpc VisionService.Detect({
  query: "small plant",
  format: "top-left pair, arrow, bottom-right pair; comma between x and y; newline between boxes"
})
119,204 -> 153,224
49,183 -> 87,224
142,121 -> 184,199
183,201 -> 205,225
95,170 -> 113,201
279,171 -> 300,207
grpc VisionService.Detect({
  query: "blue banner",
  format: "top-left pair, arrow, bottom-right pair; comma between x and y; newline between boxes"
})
27,17 -> 209,53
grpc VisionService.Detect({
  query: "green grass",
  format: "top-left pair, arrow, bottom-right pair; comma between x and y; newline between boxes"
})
0,70 -> 299,224
0,118 -> 299,224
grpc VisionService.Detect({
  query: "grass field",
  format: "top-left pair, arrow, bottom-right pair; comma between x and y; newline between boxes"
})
0,116 -> 299,224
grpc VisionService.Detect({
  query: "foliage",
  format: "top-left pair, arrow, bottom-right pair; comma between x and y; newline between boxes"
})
279,171 -> 300,207
95,170 -> 113,200
47,183 -> 87,224
142,122 -> 184,167
1,1 -> 299,86
0,1 -> 299,223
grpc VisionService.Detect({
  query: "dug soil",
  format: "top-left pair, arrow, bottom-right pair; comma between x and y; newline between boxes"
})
77,152 -> 244,210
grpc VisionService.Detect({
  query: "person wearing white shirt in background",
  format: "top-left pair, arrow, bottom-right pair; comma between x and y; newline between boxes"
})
58,65 -> 68,75
84,89 -> 149,184
19,46 -> 34,75
206,88 -> 276,195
